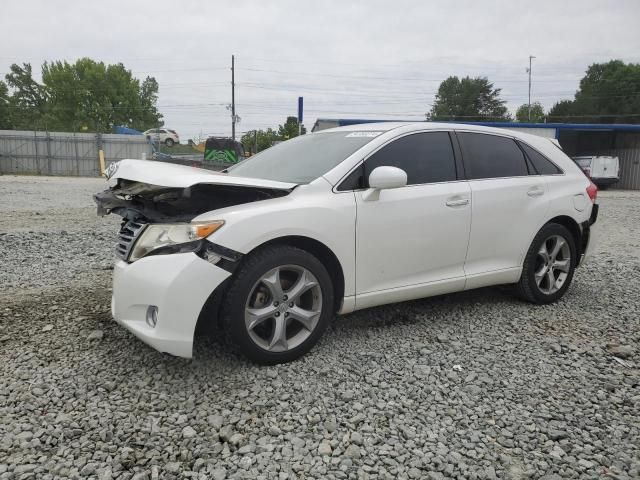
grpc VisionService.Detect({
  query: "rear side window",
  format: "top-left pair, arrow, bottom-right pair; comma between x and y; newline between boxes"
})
364,132 -> 457,186
520,142 -> 562,175
458,133 -> 528,179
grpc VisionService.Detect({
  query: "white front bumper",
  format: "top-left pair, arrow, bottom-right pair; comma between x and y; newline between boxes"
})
111,253 -> 230,358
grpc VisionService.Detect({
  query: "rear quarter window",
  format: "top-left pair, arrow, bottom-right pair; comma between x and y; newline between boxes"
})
520,142 -> 563,175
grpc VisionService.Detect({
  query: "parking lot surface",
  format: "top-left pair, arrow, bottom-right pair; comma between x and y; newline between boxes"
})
0,175 -> 638,480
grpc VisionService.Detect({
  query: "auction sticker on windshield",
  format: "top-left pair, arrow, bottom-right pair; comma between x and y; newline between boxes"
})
345,131 -> 383,138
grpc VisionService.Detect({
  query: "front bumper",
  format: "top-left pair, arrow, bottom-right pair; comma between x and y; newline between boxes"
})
111,252 -> 230,358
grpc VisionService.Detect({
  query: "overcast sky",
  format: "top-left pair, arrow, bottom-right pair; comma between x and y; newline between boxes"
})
2,0 -> 639,139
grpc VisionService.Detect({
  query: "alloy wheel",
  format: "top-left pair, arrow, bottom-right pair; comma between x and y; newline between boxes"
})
534,235 -> 571,295
244,265 -> 323,352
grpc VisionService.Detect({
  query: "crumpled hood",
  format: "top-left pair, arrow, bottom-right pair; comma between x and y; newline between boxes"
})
97,159 -> 295,223
106,159 -> 297,190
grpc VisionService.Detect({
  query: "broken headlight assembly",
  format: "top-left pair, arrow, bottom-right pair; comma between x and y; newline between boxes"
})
129,221 -> 224,262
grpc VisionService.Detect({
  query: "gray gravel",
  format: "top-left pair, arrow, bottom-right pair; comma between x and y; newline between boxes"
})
1,175 -> 639,480
0,176 -> 119,294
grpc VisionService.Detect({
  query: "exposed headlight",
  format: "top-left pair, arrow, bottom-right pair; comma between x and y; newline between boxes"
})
130,221 -> 224,262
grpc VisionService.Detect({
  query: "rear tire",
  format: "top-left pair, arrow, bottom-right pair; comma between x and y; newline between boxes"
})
515,223 -> 577,304
165,138 -> 175,147
221,245 -> 334,364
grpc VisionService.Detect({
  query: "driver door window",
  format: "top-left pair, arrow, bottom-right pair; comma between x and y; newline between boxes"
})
364,132 -> 457,185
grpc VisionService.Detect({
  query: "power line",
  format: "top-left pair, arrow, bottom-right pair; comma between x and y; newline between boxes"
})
236,81 -> 640,100
237,66 -> 579,84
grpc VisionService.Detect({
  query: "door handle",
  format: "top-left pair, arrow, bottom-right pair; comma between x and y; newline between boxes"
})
527,187 -> 544,197
446,197 -> 469,207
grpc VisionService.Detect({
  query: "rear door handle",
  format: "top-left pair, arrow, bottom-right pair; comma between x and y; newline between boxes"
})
446,197 -> 469,207
527,187 -> 544,197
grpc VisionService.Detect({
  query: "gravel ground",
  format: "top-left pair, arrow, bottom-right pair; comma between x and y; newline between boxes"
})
0,175 -> 638,480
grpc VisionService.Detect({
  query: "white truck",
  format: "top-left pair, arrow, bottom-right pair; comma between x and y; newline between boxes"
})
573,156 -> 620,189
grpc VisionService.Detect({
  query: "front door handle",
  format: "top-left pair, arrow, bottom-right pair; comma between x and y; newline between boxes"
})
446,197 -> 470,207
527,187 -> 544,197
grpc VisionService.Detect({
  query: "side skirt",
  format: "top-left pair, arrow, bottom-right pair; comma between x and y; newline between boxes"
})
464,267 -> 522,290
353,277 -> 465,311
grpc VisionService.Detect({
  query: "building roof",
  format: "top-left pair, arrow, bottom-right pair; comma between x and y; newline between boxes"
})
448,121 -> 640,132
312,118 -> 640,133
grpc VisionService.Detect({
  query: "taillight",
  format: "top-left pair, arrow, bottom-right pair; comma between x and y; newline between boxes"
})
586,181 -> 597,203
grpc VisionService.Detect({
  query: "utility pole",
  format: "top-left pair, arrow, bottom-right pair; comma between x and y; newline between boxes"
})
231,54 -> 236,142
527,55 -> 536,121
254,129 -> 258,154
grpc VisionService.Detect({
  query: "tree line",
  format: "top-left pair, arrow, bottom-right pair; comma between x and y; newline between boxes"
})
0,58 -> 637,139
240,116 -> 306,154
0,58 -> 162,132
429,60 -> 640,124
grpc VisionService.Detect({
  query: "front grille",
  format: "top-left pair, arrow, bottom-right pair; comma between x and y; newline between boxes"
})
116,220 -> 147,261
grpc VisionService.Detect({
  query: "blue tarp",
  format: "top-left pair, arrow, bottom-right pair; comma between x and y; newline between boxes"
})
114,126 -> 143,135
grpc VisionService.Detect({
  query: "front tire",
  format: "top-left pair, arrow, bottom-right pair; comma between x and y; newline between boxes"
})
222,245 -> 334,364
516,223 -> 577,304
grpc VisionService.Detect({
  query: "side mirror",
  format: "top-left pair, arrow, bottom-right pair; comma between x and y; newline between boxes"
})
368,166 -> 407,190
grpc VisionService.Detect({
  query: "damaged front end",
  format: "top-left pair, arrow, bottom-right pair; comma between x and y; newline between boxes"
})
95,160 -> 299,359
94,160 -> 295,263
95,178 -> 291,223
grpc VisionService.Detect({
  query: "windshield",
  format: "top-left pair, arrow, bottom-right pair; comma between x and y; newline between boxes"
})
227,131 -> 382,183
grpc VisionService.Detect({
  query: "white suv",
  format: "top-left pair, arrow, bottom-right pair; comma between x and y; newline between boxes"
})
96,123 -> 599,364
144,128 -> 180,147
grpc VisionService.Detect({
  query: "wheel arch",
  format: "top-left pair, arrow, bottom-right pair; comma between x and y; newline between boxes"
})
195,235 -> 346,336
519,215 -> 584,273
255,235 -> 345,313
545,215 -> 583,257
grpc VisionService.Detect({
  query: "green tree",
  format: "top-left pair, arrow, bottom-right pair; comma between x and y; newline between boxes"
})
0,81 -> 11,129
547,100 -> 574,123
429,76 -> 511,121
516,102 -> 546,122
4,58 -> 163,132
138,77 -> 162,130
4,63 -> 47,129
548,60 -> 640,123
277,116 -> 306,139
241,128 -> 279,154
40,58 -> 163,132
241,117 -> 307,154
